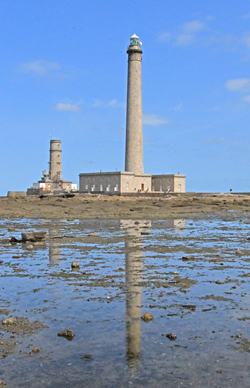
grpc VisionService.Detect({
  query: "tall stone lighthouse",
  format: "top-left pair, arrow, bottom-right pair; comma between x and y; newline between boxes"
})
79,34 -> 186,194
125,34 -> 143,175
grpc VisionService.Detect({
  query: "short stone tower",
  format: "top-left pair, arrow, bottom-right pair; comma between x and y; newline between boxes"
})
49,140 -> 62,182
125,34 -> 143,175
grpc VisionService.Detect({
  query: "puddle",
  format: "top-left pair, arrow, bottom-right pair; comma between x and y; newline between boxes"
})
0,217 -> 250,386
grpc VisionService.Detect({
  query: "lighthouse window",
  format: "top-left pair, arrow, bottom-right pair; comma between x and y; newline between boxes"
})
126,182 -> 129,190
178,184 -> 181,191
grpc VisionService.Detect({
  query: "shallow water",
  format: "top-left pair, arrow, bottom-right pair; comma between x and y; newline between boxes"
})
0,216 -> 250,387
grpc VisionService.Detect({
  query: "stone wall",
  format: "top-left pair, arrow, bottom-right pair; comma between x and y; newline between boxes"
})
7,191 -> 27,197
152,174 -> 186,193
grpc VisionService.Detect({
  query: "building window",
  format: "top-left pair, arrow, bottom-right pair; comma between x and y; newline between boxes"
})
160,186 -> 162,192
114,184 -> 118,191
67,185 -> 69,190
152,186 -> 154,191
167,186 -> 170,192
100,184 -> 103,191
91,185 -> 95,191
126,182 -> 129,190
178,184 -> 181,191
85,185 -> 88,190
48,184 -> 50,188
57,173 -> 60,180
106,185 -> 110,192
57,162 -> 60,166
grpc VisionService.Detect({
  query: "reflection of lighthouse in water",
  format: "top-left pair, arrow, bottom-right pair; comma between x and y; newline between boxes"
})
49,229 -> 61,265
121,220 -> 151,370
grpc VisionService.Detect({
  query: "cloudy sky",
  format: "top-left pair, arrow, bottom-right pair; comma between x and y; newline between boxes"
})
1,0 -> 250,195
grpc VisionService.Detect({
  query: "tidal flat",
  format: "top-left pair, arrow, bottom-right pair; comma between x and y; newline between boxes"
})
1,215 -> 250,387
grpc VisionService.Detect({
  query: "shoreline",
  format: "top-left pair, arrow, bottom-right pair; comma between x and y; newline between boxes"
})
1,194 -> 250,220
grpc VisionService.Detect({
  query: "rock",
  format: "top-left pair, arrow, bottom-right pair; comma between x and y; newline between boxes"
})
182,255 -> 195,261
166,333 -> 177,341
71,262 -> 80,268
216,370 -> 225,374
88,233 -> 98,237
215,280 -> 224,285
236,249 -> 243,255
8,227 -> 15,232
10,236 -> 19,243
2,317 -> 16,325
141,313 -> 153,322
22,231 -> 47,242
0,381 -> 6,387
12,255 -> 21,259
0,260 -> 3,264
32,347 -> 40,353
236,334 -> 244,339
58,328 -> 75,338
27,245 -> 34,250
141,231 -> 150,235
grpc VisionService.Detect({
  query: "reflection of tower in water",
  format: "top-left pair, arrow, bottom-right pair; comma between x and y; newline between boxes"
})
49,229 -> 61,265
121,220 -> 151,370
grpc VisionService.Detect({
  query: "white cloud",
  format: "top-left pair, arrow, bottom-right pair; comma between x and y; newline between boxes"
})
106,99 -> 118,106
92,98 -> 124,108
183,20 -> 205,33
175,33 -> 194,46
243,13 -> 250,19
242,95 -> 250,103
243,33 -> 250,48
159,20 -> 205,47
143,114 -> 170,127
157,32 -> 171,43
225,78 -> 250,91
55,103 -> 82,112
19,60 -> 60,75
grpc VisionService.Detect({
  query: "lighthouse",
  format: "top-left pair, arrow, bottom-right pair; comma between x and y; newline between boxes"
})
125,34 -> 143,175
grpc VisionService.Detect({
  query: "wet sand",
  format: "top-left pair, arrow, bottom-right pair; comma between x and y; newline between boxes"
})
1,193 -> 250,219
1,197 -> 250,386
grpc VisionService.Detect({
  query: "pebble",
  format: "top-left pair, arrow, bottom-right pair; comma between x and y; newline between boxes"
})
58,328 -> 75,338
166,333 -> 177,341
141,313 -> 153,322
71,262 -> 80,268
236,334 -> 244,339
236,249 -> 243,255
2,317 -> 16,325
27,245 -> 34,250
215,280 -> 224,285
88,233 -> 98,237
32,348 -> 40,353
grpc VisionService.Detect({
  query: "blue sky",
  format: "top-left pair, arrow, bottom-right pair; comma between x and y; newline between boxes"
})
1,0 -> 250,195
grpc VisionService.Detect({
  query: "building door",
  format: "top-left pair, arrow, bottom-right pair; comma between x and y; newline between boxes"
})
141,183 -> 144,191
